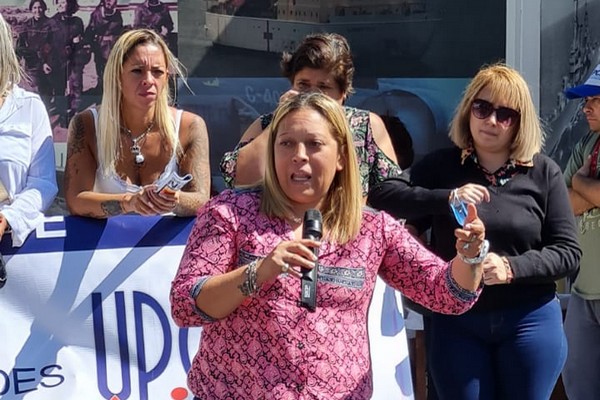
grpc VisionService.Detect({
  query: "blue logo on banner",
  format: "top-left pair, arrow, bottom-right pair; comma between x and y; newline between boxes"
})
92,291 -> 193,400
0,364 -> 64,395
3,216 -> 197,399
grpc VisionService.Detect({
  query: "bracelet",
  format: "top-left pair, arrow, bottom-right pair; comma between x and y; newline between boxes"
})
238,258 -> 260,296
458,239 -> 489,265
501,256 -> 513,283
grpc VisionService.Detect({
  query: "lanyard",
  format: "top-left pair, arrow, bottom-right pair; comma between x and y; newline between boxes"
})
590,136 -> 600,177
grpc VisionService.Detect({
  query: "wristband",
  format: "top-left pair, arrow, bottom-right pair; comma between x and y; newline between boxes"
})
458,239 -> 489,265
502,256 -> 514,283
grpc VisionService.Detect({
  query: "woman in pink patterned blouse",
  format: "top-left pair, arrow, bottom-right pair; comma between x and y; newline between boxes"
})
171,92 -> 487,399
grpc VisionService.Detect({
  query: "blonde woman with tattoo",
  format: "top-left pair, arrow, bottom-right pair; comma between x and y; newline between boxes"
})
64,29 -> 210,218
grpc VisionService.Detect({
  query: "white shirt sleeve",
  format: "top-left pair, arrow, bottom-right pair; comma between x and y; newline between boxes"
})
0,87 -> 58,247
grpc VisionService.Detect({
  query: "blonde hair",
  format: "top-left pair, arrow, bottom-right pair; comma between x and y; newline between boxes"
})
449,63 -> 544,161
98,29 -> 186,176
261,92 -> 363,244
0,13 -> 22,96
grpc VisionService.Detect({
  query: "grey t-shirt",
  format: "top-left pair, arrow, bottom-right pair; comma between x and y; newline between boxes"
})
564,131 -> 600,299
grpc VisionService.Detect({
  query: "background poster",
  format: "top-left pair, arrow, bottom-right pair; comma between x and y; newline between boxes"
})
539,0 -> 600,169
3,0 -> 507,207
8,0 -> 600,204
177,0 -> 507,190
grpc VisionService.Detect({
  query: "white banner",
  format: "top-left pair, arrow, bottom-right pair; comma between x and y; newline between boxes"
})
0,216 -> 413,399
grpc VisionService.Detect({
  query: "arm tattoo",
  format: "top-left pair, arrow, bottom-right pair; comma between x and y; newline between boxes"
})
101,200 -> 123,216
176,116 -> 211,214
67,115 -> 86,157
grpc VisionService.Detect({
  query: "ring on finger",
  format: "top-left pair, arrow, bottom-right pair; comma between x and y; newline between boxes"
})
281,262 -> 289,274
462,242 -> 470,250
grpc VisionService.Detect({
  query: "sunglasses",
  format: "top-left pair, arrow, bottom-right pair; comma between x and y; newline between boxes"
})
471,99 -> 520,127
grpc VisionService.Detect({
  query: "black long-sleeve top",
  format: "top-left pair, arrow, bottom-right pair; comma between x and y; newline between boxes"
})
370,147 -> 581,312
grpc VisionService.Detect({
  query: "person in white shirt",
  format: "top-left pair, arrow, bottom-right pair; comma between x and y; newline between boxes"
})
0,13 -> 58,287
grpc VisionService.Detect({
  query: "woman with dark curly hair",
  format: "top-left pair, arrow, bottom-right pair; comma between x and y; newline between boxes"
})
220,32 -> 401,198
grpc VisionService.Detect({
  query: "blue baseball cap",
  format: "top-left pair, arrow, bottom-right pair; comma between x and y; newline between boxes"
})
565,63 -> 600,99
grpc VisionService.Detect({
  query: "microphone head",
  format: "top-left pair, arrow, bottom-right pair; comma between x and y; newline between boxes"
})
302,209 -> 322,240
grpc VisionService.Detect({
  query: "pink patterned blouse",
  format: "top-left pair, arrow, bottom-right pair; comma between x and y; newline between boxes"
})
170,189 -> 479,399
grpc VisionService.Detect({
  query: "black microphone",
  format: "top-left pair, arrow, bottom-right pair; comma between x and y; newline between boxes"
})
301,209 -> 322,311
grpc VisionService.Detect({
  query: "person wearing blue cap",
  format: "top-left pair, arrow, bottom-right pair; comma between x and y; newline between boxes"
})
562,62 -> 600,400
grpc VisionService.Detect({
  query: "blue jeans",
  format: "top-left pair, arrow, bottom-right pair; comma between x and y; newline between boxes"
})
428,296 -> 566,400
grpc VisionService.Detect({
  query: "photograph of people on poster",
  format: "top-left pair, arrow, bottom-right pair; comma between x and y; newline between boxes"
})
3,0 -> 178,142
4,0 -> 508,208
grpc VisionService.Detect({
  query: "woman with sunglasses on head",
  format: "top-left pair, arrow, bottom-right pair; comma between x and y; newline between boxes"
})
370,63 -> 581,399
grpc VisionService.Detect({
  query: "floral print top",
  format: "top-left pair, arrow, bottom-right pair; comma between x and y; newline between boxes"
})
170,189 -> 480,399
219,106 -> 402,196
460,146 -> 533,186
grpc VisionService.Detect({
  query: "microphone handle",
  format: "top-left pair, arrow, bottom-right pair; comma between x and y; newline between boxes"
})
300,234 -> 318,311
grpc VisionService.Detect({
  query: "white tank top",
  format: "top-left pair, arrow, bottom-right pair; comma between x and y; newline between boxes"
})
91,108 -> 183,194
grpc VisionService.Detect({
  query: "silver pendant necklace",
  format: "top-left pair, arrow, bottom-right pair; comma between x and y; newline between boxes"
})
123,121 -> 154,165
